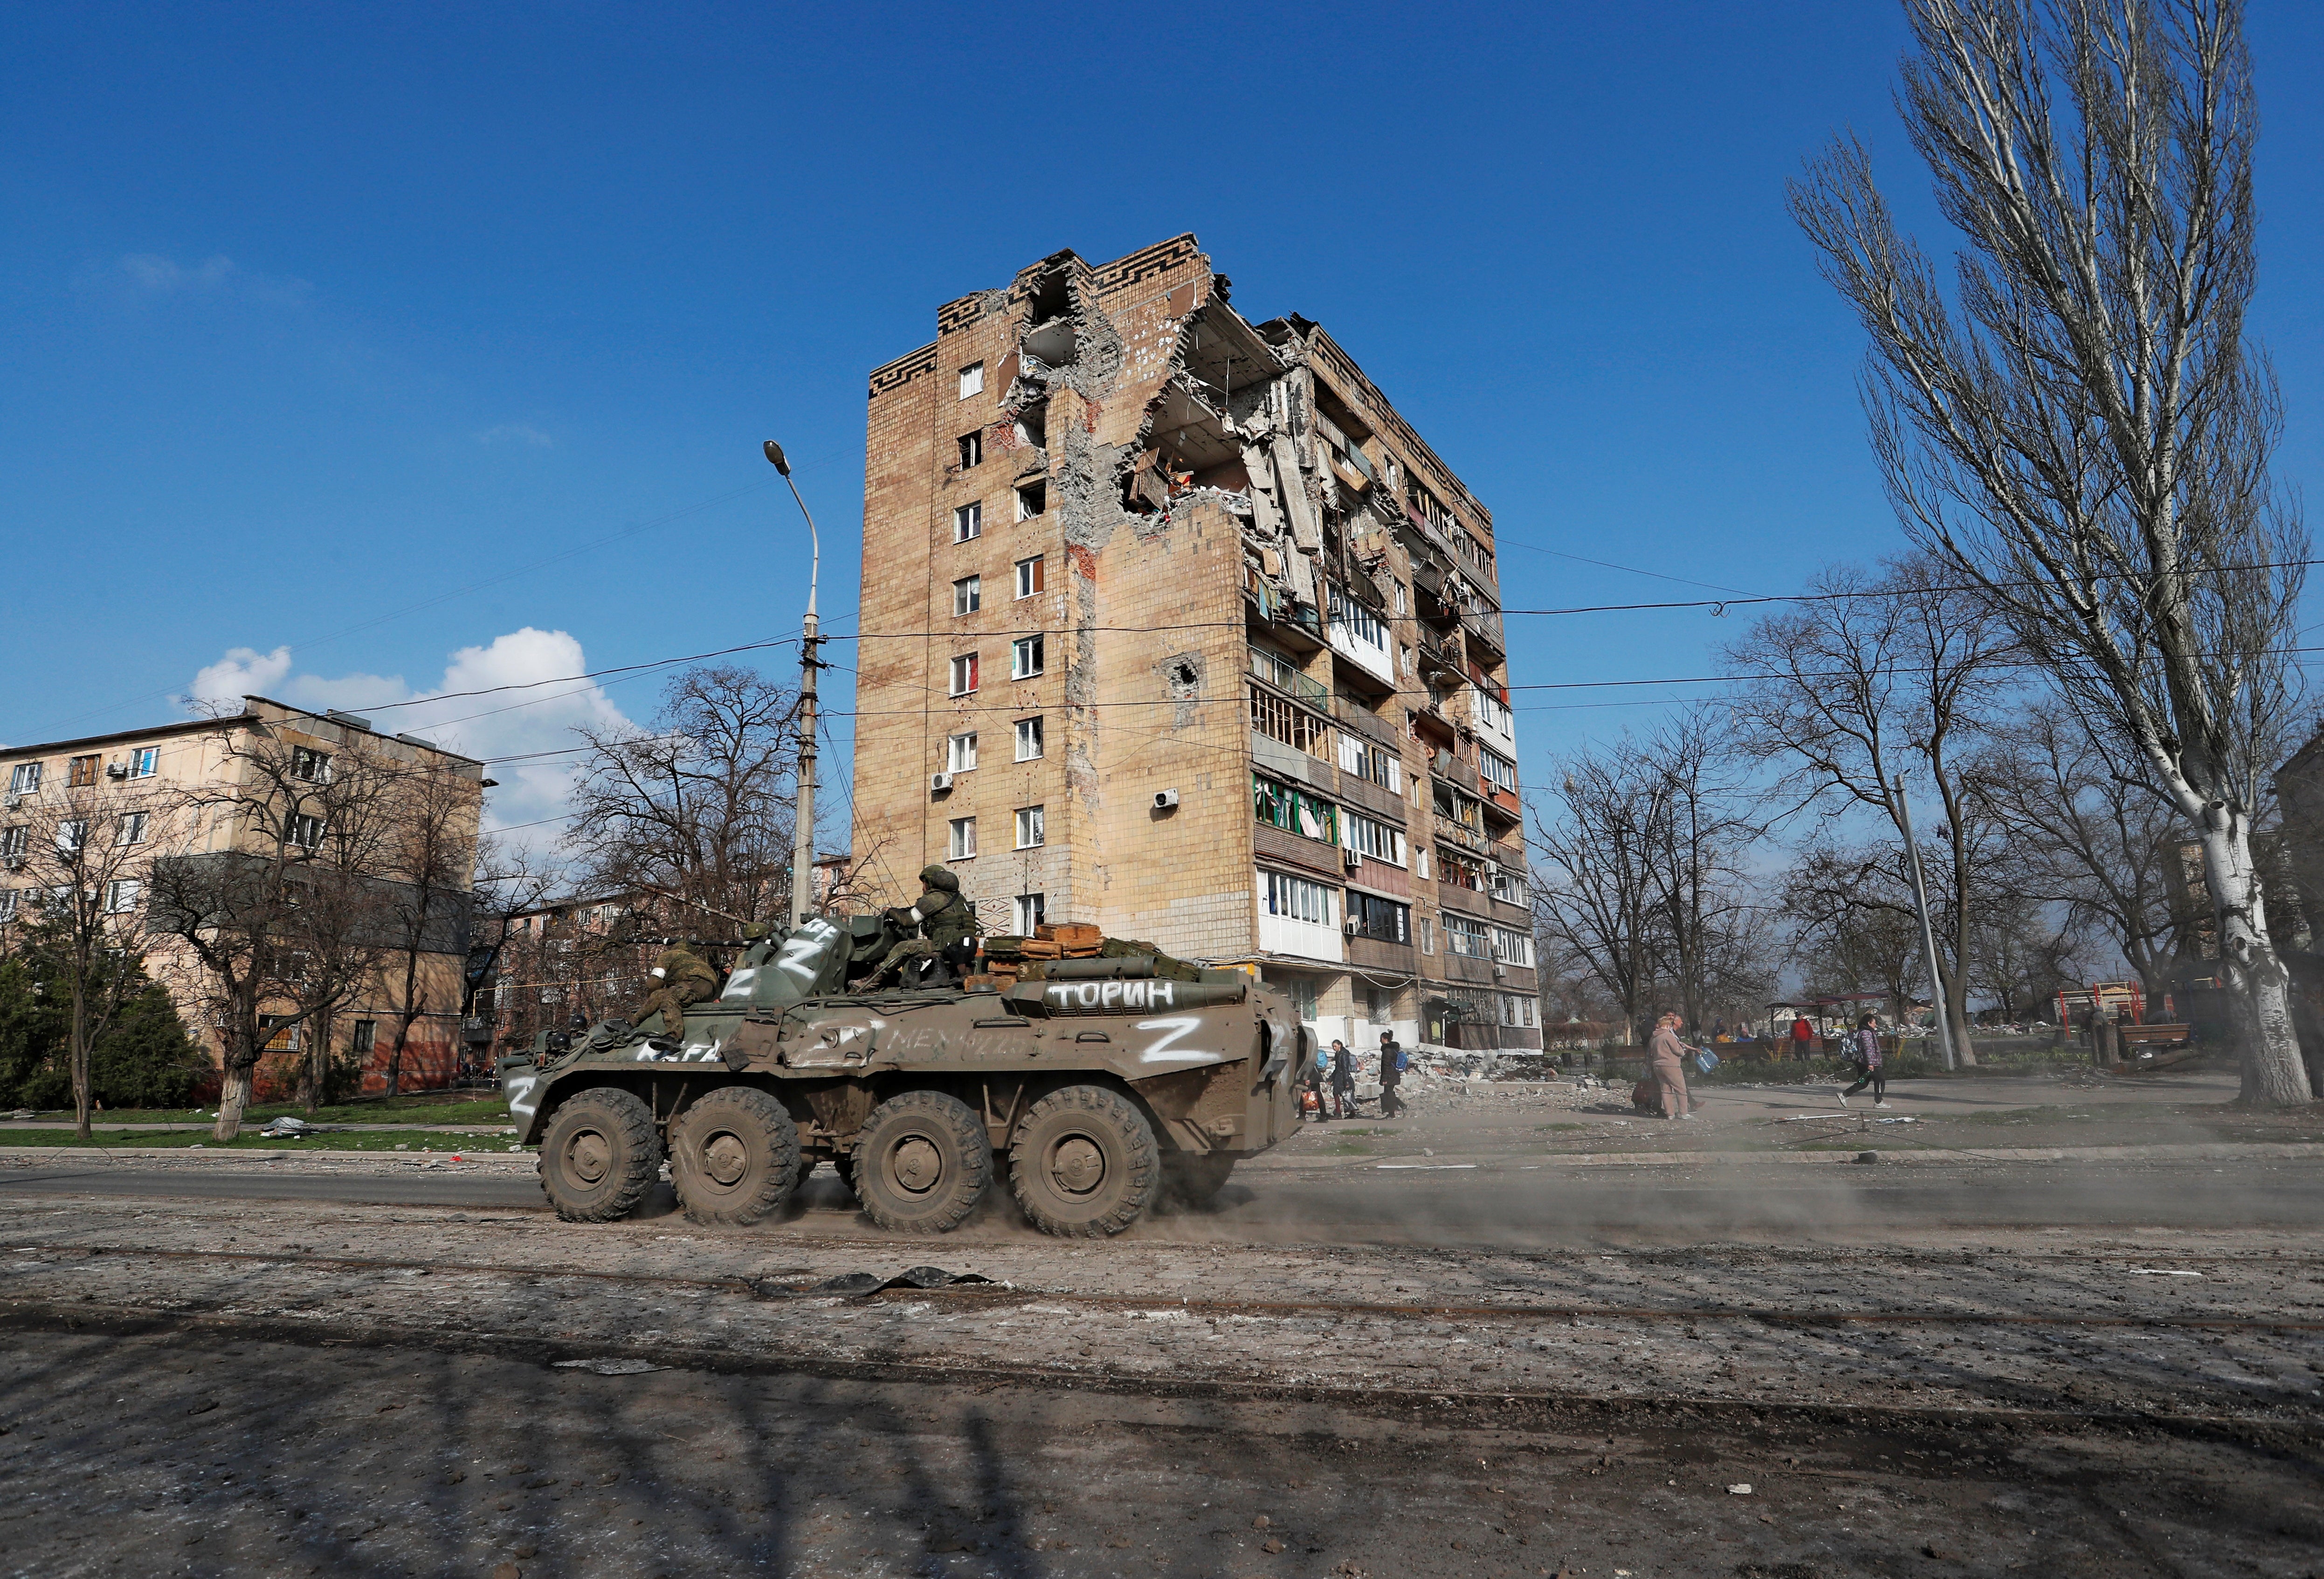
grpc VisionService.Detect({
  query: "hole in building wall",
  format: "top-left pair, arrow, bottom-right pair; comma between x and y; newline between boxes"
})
1013,402 -> 1048,450
1016,481 -> 1047,521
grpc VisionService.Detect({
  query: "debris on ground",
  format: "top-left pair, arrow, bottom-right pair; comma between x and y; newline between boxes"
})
551,1358 -> 667,1376
756,1266 -> 999,1299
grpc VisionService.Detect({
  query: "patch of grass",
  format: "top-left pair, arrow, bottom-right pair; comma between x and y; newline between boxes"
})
15,1098 -> 511,1128
0,1128 -> 526,1153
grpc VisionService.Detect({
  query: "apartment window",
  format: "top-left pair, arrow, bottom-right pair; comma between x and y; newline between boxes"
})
946,732 -> 978,773
261,1015 -> 304,1053
1015,481 -> 1046,520
1014,805 -> 1046,850
1490,925 -> 1535,967
1259,869 -> 1334,926
1014,555 -> 1045,599
291,746 -> 332,783
103,879 -> 140,915
1475,689 -> 1514,737
131,747 -> 159,778
958,361 -> 984,399
1367,986 -> 1396,1023
1011,634 -> 1045,680
0,827 -> 24,858
0,891 -> 16,923
953,501 -> 982,543
1418,914 -> 1434,955
116,811 -> 148,846
1347,890 -> 1411,945
1490,867 -> 1526,906
287,812 -> 324,850
1445,914 -> 1492,959
958,431 -> 983,469
1439,848 -> 1485,891
67,755 -> 98,789
1252,773 -> 1338,845
1013,892 -> 1046,934
952,574 -> 982,615
56,820 -> 87,854
1248,685 -> 1331,757
1337,734 -> 1403,793
1328,585 -> 1389,649
1341,809 -> 1407,867
1288,977 -> 1319,1023
948,817 -> 977,860
7,763 -> 41,795
352,1020 -> 378,1055
1014,717 -> 1045,761
949,653 -> 979,696
1501,993 -> 1538,1029
1479,748 -> 1518,795
1415,846 -> 1432,881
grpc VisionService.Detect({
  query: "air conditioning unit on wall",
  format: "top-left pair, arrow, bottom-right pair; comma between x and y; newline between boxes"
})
1342,848 -> 1362,870
929,773 -> 953,794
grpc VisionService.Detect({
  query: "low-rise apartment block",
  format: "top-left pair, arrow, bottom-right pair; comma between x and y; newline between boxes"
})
849,235 -> 1538,1051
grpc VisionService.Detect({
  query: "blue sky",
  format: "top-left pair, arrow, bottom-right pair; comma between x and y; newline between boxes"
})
5,1 -> 2320,847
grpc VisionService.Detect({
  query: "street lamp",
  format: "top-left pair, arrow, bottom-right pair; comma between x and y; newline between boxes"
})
765,441 -> 822,929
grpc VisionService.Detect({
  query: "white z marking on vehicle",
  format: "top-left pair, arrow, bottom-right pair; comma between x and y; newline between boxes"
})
1134,1017 -> 1210,1065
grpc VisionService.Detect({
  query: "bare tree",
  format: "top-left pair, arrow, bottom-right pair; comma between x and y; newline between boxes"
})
1531,741 -> 1669,1050
1790,0 -> 2310,1101
1782,844 -> 1933,1027
7,778 -> 158,1137
565,666 -> 800,934
1972,703 -> 2193,1003
1637,711 -> 1776,1033
375,761 -> 482,1097
1726,555 -> 2015,1062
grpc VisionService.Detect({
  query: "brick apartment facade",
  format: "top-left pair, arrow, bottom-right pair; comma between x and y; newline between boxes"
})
0,697 -> 488,1093
849,235 -> 1539,1052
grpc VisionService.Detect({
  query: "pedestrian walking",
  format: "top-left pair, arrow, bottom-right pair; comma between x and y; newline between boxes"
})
1837,1014 -> 1887,1108
1377,1031 -> 1407,1118
1648,1010 -> 1695,1120
1328,1038 -> 1358,1119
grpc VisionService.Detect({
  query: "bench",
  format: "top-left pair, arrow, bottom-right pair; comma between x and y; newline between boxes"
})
2118,1023 -> 2192,1049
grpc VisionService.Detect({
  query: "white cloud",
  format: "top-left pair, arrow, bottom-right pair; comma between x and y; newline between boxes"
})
106,252 -> 310,306
183,628 -> 633,855
476,423 -> 555,448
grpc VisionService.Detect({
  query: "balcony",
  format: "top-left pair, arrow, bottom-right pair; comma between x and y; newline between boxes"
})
1463,605 -> 1506,664
1243,568 -> 1325,652
1417,635 -> 1467,690
1428,748 -> 1480,797
1434,813 -> 1487,855
1249,645 -> 1329,708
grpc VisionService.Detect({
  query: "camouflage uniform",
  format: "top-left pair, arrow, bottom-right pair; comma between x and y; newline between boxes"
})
870,866 -> 979,987
635,946 -> 720,1044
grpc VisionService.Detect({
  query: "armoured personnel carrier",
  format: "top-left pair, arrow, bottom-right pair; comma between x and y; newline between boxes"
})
498,914 -> 1306,1236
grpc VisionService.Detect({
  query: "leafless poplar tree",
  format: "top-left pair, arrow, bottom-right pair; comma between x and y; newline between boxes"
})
565,666 -> 800,933
375,761 -> 482,1097
1790,0 -> 2311,1101
1726,555 -> 2014,1062
8,782 -> 158,1138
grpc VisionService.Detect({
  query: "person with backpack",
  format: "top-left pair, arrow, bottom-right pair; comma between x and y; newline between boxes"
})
1378,1031 -> 1407,1118
1328,1039 -> 1359,1118
1837,1013 -> 1887,1108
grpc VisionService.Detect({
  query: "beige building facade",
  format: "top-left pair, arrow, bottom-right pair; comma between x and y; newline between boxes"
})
0,696 -> 489,1094
849,235 -> 1539,1052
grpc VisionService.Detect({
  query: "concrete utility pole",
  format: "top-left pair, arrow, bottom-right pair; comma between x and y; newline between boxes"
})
1891,773 -> 1958,1071
765,441 -> 821,930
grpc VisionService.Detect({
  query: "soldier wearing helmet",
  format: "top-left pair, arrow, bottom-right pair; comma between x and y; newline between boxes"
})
634,945 -> 721,1047
869,865 -> 979,987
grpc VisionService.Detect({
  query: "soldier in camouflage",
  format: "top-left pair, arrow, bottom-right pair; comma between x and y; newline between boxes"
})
634,945 -> 721,1046
869,865 -> 979,987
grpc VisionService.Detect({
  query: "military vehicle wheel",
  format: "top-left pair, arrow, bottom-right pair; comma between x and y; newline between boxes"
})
539,1088 -> 662,1222
1008,1085 -> 1160,1237
669,1086 -> 800,1227
1164,1152 -> 1234,1211
852,1090 -> 992,1234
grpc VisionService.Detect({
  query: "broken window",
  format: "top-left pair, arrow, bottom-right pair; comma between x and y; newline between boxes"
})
949,654 -> 979,696
352,1020 -> 378,1055
1014,716 -> 1044,761
1015,481 -> 1045,521
958,431 -> 983,469
953,502 -> 981,542
103,879 -> 139,915
287,812 -> 324,850
1013,892 -> 1045,935
958,362 -> 984,399
1013,404 -> 1047,450
116,811 -> 148,846
1013,555 -> 1044,600
292,747 -> 332,783
948,817 -> 978,860
1011,635 -> 1045,680
946,732 -> 978,773
952,574 -> 982,615
56,819 -> 87,854
1015,805 -> 1045,850
67,755 -> 98,788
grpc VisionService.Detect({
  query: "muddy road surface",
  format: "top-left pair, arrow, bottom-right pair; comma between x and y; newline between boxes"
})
2,1075 -> 2320,1577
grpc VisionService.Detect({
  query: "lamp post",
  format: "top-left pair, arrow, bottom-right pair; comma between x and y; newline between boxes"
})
764,441 -> 821,930
1891,772 -> 1958,1071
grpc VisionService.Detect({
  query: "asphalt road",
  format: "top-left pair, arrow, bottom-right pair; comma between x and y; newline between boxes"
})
8,1158 -> 2320,1244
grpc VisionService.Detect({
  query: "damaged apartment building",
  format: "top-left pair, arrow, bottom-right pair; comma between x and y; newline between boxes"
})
851,234 -> 1538,1051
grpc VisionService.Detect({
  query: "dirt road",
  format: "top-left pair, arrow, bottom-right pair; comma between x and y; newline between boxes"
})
2,1073 -> 2318,1578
